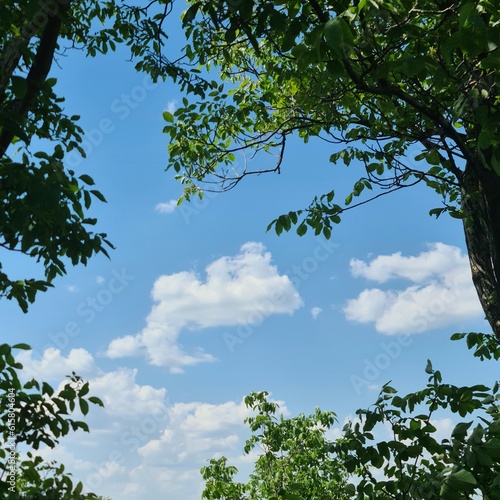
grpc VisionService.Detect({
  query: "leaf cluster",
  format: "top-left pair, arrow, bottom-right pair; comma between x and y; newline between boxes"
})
201,391 -> 349,499
0,343 -> 105,498
201,335 -> 500,499
162,0 -> 500,237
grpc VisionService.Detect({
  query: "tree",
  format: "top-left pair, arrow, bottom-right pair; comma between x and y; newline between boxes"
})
333,353 -> 500,499
1,0 -> 107,311
202,341 -> 500,499
0,0 -> 175,311
4,0 -> 500,497
201,392 -> 349,500
162,0 -> 500,341
0,343 -> 106,498
0,1 -> 174,496
0,1 -> 193,495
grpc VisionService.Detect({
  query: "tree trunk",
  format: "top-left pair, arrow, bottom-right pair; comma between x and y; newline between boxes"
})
0,0 -> 71,157
461,161 -> 500,340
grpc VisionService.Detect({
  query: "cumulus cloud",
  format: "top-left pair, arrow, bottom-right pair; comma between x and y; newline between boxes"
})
89,368 -> 167,418
21,349 -> 276,500
430,418 -> 454,443
344,243 -> 483,334
103,395 -> 272,499
18,347 -> 98,381
17,348 -> 167,422
311,307 -> 323,319
350,243 -> 464,283
107,242 -> 303,372
128,395 -> 287,498
155,200 -> 178,214
138,399 -> 252,465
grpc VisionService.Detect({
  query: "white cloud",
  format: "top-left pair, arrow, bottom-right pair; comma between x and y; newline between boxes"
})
155,200 -> 178,214
138,399 -> 252,465
349,242 -> 464,283
17,349 -> 167,420
430,418 -> 454,442
324,427 -> 343,442
344,243 -> 483,334
107,242 -> 303,371
165,100 -> 177,114
89,368 -> 167,418
96,275 -> 106,284
67,285 -> 79,293
13,348 -> 293,500
311,307 -> 323,319
18,348 -> 97,381
107,392 -> 277,500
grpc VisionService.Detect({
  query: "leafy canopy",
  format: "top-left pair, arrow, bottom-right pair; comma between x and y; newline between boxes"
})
162,0 -> 500,339
0,343 -> 105,498
201,391 -> 349,500
166,0 -> 499,230
0,0 -> 175,311
202,336 -> 500,499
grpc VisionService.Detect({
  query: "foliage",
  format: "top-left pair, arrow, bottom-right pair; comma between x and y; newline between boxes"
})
201,391 -> 349,499
0,343 -> 105,498
1,1 -> 106,310
9,455 -> 111,499
157,4 -> 500,496
202,343 -> 500,499
0,0 -> 177,311
162,0 -> 500,339
334,356 -> 500,499
0,1 -> 174,497
165,0 -> 496,214
452,331 -> 500,361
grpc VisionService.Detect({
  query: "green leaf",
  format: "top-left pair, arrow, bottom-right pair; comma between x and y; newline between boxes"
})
324,18 -> 354,58
73,481 -> 83,495
296,223 -> 307,236
483,437 -> 500,459
445,469 -> 477,489
12,343 -> 31,350
79,398 -> 89,416
90,190 -> 107,203
79,382 -> 90,397
452,421 -> 473,439
42,381 -> 55,396
425,359 -> 433,374
88,396 -> 105,407
182,3 -> 199,25
79,174 -> 95,186
163,111 -> 174,123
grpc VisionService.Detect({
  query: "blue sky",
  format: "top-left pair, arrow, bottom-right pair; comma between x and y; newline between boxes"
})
2,10 -> 498,499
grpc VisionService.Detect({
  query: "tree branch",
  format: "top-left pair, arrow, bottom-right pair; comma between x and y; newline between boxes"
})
308,0 -> 329,23
341,58 -> 474,171
0,0 -> 71,158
